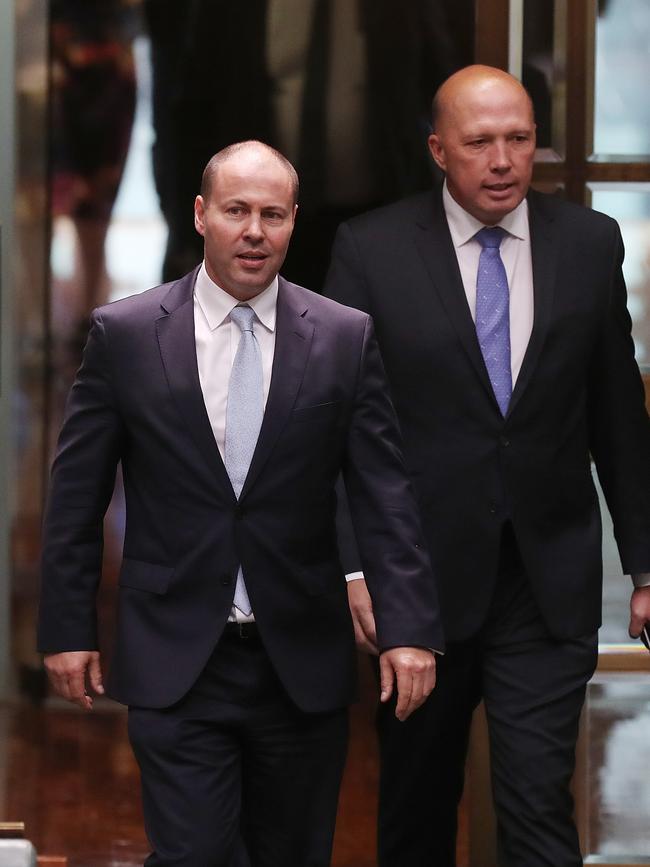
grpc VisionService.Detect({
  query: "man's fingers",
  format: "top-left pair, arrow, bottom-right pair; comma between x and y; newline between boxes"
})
352,615 -> 378,654
88,653 -> 104,695
357,610 -> 379,655
381,648 -> 437,721
629,614 -> 643,639
424,656 -> 437,696
379,654 -> 395,704
43,650 -> 100,710
65,671 -> 94,710
629,587 -> 650,639
394,664 -> 414,721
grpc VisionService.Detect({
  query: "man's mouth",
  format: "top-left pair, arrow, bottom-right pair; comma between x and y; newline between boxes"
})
484,182 -> 514,193
238,252 -> 267,261
237,251 -> 269,270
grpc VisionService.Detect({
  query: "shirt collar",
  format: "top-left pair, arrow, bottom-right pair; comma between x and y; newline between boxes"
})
442,179 -> 529,247
194,262 -> 278,332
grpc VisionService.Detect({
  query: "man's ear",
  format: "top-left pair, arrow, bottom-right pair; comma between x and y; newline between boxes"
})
194,195 -> 206,237
427,134 -> 447,173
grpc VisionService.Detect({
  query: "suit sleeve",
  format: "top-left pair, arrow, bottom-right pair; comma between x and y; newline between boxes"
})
325,222 -> 373,574
588,224 -> 650,574
38,310 -> 125,652
325,222 -> 373,315
341,314 -> 444,652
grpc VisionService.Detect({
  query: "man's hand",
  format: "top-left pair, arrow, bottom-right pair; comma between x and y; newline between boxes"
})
347,577 -> 378,655
379,647 -> 436,722
43,650 -> 104,710
628,586 -> 650,642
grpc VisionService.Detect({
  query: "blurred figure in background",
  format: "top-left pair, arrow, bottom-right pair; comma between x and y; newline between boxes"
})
144,0 -> 462,288
50,0 -> 137,314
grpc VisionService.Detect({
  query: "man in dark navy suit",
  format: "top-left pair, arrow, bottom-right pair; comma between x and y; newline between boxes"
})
326,66 -> 650,867
38,140 -> 442,867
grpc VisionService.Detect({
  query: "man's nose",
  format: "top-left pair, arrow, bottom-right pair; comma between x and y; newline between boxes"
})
243,214 -> 264,241
490,140 -> 512,172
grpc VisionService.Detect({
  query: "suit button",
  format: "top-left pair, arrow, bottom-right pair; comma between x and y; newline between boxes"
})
489,503 -> 498,515
235,505 -> 245,520
500,437 -> 510,447
220,576 -> 231,586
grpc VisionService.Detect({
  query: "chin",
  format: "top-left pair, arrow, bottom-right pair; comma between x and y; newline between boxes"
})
237,283 -> 267,300
480,202 -> 515,224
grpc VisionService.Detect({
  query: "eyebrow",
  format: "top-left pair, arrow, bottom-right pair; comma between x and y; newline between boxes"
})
224,199 -> 288,212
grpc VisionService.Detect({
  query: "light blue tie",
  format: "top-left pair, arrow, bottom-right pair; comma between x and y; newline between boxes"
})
475,227 -> 512,416
224,305 -> 263,616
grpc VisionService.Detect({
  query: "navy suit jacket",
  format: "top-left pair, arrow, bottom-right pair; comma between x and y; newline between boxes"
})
38,271 -> 442,710
325,187 -> 650,642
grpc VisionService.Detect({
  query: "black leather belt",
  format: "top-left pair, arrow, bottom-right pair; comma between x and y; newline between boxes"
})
223,622 -> 259,639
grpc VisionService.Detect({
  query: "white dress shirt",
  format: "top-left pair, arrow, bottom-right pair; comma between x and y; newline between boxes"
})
194,263 -> 278,620
442,180 -> 534,385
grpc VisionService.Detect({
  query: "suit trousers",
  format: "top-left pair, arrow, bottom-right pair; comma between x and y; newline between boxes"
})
128,626 -> 348,867
376,525 -> 598,867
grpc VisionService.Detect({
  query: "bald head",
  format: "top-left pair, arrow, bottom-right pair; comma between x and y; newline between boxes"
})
432,65 -> 534,134
428,65 -> 536,225
201,140 -> 299,205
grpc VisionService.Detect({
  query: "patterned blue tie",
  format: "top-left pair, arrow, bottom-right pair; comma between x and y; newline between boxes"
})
475,227 -> 512,416
224,305 -> 264,616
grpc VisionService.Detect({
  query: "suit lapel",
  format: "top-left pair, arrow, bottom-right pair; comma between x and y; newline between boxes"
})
507,191 -> 557,417
155,268 -> 235,499
240,277 -> 314,499
412,190 -> 497,405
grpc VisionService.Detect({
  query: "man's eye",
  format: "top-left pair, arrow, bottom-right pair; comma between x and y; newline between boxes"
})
228,207 -> 243,216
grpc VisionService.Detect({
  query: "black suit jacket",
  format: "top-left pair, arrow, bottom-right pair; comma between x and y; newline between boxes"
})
325,187 -> 650,642
38,272 -> 442,710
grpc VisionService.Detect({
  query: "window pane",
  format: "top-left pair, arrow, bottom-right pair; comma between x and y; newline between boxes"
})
593,0 -> 650,156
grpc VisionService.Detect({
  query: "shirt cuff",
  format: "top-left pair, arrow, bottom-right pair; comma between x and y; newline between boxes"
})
631,573 -> 650,588
345,571 -> 364,583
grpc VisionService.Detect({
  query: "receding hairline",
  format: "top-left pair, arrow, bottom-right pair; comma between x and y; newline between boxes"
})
200,141 -> 299,204
431,65 -> 535,132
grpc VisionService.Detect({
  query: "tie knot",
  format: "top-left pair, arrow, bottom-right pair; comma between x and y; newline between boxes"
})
476,226 -> 507,249
230,305 -> 256,333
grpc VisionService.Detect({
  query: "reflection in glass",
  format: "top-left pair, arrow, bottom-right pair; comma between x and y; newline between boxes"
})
581,676 -> 650,858
143,0 -> 469,290
520,0 -> 565,153
594,0 -> 650,156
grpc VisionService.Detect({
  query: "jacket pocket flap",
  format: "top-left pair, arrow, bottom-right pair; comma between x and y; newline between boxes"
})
118,559 -> 174,595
